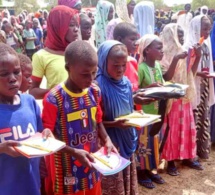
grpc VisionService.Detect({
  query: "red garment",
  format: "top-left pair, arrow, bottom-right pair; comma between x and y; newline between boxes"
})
45,5 -> 78,51
124,56 -> 138,92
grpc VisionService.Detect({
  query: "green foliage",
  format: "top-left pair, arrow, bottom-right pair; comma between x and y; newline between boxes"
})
192,0 -> 214,10
15,0 -> 40,14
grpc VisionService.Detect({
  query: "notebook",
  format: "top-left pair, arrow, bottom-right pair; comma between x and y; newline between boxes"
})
91,147 -> 131,176
115,112 -> 161,128
14,133 -> 66,158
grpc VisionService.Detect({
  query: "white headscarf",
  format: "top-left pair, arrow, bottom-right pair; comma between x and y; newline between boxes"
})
184,15 -> 214,109
138,34 -> 159,64
133,1 -> 154,37
160,23 -> 196,112
200,6 -> 208,15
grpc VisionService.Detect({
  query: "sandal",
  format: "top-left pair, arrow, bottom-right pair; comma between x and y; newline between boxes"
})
148,173 -> 165,184
167,166 -> 179,176
138,178 -> 155,189
182,160 -> 204,170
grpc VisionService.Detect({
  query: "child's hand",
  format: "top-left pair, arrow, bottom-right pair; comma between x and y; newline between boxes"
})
73,149 -> 94,168
193,43 -> 202,58
0,140 -> 21,157
103,137 -> 118,157
42,128 -> 54,140
133,92 -> 155,105
175,51 -> 188,60
113,119 -> 131,128
148,82 -> 163,88
197,71 -> 212,79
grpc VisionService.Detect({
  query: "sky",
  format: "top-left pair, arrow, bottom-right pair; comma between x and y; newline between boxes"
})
164,0 -> 192,7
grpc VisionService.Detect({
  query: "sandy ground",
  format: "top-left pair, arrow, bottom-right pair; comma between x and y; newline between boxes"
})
139,145 -> 215,195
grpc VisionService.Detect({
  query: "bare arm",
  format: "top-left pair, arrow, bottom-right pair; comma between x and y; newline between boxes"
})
163,51 -> 188,81
191,44 -> 202,75
29,79 -> 49,99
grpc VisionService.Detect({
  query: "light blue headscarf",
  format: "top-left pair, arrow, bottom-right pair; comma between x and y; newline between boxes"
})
95,0 -> 114,48
96,40 -> 137,159
134,1 -> 155,37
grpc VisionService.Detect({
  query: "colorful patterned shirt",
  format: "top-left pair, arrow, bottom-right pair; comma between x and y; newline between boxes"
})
42,83 -> 102,195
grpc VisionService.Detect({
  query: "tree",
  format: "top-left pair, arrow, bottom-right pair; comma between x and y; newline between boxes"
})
15,0 -> 40,14
192,0 -> 214,11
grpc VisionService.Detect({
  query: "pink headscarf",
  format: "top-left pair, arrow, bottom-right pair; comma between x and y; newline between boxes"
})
58,0 -> 81,8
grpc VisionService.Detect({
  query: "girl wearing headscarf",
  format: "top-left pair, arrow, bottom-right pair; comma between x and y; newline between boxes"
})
160,23 -> 203,176
137,34 -> 164,189
96,40 -> 138,195
58,0 -> 82,12
134,1 -> 155,37
106,0 -> 136,40
29,5 -> 79,99
184,15 -> 215,159
95,0 -> 114,48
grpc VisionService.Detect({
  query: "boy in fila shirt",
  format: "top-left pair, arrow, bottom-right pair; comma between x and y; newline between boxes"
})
42,41 -> 116,195
0,43 -> 52,195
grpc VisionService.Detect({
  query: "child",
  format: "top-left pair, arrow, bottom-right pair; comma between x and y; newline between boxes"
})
113,22 -> 139,91
2,22 -> 19,50
96,40 -> 138,195
0,43 -> 51,195
137,34 -> 165,189
185,15 -> 215,160
33,18 -> 43,50
160,23 -> 202,176
23,20 -> 37,60
95,0 -> 114,47
80,14 -> 96,50
42,40 -> 115,195
17,53 -> 32,93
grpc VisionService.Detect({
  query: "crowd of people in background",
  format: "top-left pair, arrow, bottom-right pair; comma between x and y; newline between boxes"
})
0,0 -> 215,195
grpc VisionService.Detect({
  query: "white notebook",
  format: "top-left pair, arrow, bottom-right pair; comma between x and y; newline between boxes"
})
14,133 -> 66,158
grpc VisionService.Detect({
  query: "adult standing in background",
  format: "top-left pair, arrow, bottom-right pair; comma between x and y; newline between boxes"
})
177,4 -> 193,42
134,1 -> 155,37
95,0 -> 114,48
29,6 -> 79,99
106,0 -> 136,40
200,6 -> 209,15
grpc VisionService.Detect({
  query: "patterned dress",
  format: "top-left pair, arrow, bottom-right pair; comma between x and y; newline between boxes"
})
137,61 -> 163,170
194,43 -> 211,159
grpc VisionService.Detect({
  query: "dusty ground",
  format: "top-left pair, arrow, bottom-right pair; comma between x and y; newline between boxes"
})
139,146 -> 215,195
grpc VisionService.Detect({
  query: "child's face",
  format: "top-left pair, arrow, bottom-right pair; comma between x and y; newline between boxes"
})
177,27 -> 184,45
33,20 -> 38,28
108,6 -> 114,21
121,31 -> 138,54
0,54 -> 22,98
201,17 -> 211,40
146,39 -> 163,61
67,61 -> 98,90
107,46 -> 128,81
65,15 -> 79,43
20,64 -> 32,92
80,18 -> 92,40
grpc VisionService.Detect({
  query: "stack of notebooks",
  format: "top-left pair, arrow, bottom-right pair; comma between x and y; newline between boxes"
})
91,147 -> 130,176
140,82 -> 189,100
14,133 -> 66,158
115,112 -> 161,128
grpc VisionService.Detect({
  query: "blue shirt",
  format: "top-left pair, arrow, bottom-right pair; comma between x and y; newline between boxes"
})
0,94 -> 43,195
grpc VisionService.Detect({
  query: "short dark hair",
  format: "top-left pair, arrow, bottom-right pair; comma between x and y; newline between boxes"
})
65,40 -> 97,67
0,43 -> 19,66
113,22 -> 137,40
17,53 -> 32,70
